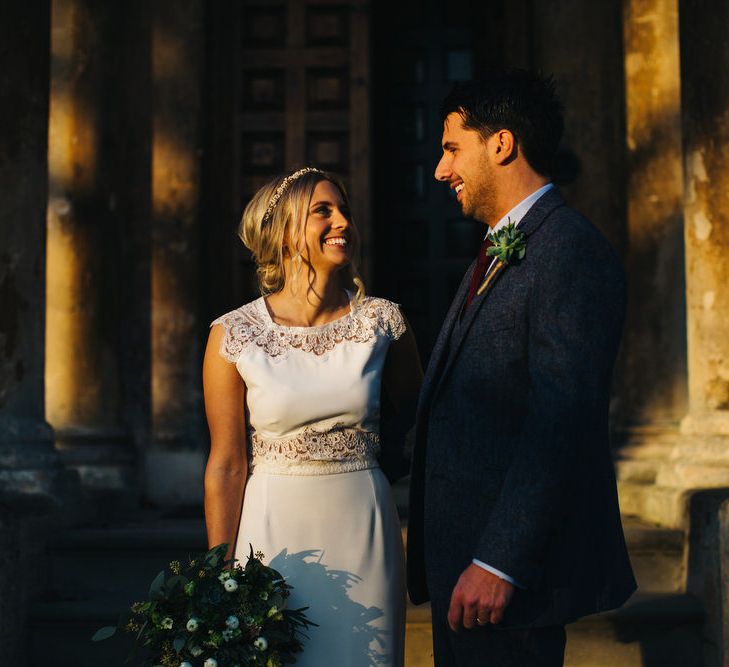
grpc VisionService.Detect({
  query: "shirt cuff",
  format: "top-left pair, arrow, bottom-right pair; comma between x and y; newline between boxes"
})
472,559 -> 522,588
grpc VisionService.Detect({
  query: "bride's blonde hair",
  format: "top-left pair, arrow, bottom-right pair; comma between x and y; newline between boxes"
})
239,169 -> 365,301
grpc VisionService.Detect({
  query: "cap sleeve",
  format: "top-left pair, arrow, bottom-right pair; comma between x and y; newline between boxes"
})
363,297 -> 406,341
210,302 -> 264,363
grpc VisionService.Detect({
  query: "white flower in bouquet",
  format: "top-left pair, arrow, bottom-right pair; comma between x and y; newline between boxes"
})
180,663 -> 193,667
218,570 -> 231,583
186,617 -> 199,632
259,591 -> 268,600
190,645 -> 203,657
161,617 -> 173,629
223,578 -> 238,592
253,636 -> 268,651
204,659 -> 218,667
225,615 -> 240,629
244,615 -> 255,626
222,629 -> 234,641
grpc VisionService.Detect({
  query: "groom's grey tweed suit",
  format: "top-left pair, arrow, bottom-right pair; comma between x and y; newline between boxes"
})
407,188 -> 636,631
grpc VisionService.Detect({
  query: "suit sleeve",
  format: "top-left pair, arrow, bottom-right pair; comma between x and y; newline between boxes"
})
472,240 -> 626,589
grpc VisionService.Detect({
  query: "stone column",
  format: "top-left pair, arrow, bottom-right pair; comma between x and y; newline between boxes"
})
649,0 -> 729,528
614,0 -> 687,516
0,1 -> 77,660
146,0 -> 206,505
45,0 -> 135,495
530,0 -> 628,256
0,2 -> 71,508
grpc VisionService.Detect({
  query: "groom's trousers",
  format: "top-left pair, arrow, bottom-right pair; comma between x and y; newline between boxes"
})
431,601 -> 566,667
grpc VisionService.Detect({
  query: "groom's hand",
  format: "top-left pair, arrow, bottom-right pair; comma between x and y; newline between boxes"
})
447,563 -> 515,631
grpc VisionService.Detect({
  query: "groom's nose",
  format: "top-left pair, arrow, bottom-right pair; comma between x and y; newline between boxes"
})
434,154 -> 451,181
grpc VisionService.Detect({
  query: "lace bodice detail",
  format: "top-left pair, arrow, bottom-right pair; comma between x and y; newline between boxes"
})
210,294 -> 404,475
249,424 -> 380,475
211,294 -> 405,362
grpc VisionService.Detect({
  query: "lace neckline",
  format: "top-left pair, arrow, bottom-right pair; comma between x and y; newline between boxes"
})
212,293 -> 405,361
257,290 -> 354,332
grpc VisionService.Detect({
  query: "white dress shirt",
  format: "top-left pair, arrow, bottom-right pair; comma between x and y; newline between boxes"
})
471,182 -> 554,588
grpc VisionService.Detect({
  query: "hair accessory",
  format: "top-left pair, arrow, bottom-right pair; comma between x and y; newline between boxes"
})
262,167 -> 324,225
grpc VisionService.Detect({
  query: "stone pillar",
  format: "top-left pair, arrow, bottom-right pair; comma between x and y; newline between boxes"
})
45,0 -> 135,495
0,1 -> 77,660
649,0 -> 729,528
0,2 -> 72,509
614,0 -> 687,514
146,0 -> 206,505
530,0 -> 628,256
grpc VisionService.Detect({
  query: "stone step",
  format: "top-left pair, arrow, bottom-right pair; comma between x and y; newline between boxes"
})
44,514 -> 208,603
28,600 -> 147,666
404,593 -> 704,667
622,517 -> 685,593
616,457 -> 660,483
618,480 -> 692,529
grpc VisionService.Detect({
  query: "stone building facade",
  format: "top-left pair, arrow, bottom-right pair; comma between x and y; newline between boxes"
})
2,0 -> 729,664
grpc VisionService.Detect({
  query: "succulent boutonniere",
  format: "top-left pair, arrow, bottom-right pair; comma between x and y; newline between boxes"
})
476,220 -> 527,296
486,220 -> 527,263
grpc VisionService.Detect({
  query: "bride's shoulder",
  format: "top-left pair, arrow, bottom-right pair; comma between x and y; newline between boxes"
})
209,298 -> 267,363
210,297 -> 265,329
356,294 -> 406,341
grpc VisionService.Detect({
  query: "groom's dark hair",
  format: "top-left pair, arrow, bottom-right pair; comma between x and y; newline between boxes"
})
442,69 -> 564,177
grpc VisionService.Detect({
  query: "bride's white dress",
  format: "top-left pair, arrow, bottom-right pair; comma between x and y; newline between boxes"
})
212,292 -> 406,666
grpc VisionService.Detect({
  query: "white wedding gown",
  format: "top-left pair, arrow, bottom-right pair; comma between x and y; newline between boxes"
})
212,292 -> 406,666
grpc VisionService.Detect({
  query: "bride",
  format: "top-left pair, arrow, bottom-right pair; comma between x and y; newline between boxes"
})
203,167 -> 422,666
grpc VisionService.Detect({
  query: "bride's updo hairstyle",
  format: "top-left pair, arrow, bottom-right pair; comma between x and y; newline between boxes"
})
239,168 -> 365,301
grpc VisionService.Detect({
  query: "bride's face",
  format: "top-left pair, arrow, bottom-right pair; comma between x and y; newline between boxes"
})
297,180 -> 354,273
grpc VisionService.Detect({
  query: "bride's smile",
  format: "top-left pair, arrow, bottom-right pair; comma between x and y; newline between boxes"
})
300,180 -> 354,272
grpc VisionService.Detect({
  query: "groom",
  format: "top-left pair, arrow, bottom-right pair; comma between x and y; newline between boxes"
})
406,70 -> 636,665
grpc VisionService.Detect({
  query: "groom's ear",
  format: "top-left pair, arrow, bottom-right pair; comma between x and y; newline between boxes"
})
491,129 -> 517,165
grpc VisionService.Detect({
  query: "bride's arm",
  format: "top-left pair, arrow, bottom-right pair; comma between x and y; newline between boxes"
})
203,323 -> 247,562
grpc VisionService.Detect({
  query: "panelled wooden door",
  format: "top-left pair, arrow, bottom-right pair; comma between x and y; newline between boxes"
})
206,0 -> 372,313
371,0 -> 490,359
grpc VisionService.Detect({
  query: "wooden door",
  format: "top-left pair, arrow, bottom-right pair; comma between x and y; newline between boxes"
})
205,0 -> 372,315
371,0 -> 491,359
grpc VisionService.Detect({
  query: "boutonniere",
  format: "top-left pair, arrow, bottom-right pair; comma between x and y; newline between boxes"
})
476,220 -> 527,296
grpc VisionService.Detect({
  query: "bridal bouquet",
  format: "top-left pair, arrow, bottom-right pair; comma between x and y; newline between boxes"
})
93,544 -> 315,666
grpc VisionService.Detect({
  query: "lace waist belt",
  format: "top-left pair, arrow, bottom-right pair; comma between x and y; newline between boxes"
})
249,425 -> 380,476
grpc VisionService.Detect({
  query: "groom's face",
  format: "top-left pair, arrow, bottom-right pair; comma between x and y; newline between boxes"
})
435,112 -> 496,225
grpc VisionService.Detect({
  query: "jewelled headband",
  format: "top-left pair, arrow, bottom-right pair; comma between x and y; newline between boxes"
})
261,167 -> 324,225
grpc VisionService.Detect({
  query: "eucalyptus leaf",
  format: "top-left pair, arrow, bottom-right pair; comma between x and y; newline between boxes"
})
91,626 -> 116,641
149,569 -> 166,599
173,636 -> 186,653
205,543 -> 228,568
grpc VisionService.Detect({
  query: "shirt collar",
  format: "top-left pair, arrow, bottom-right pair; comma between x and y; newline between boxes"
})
488,182 -> 554,238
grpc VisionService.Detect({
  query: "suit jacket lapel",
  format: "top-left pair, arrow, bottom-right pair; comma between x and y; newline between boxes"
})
438,188 -> 566,383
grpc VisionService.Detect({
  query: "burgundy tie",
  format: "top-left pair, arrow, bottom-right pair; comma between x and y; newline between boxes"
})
464,237 -> 494,310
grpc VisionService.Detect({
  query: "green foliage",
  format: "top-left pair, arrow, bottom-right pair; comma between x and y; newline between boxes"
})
91,626 -> 116,641
92,543 -> 316,666
486,221 -> 527,265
